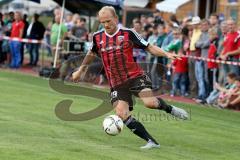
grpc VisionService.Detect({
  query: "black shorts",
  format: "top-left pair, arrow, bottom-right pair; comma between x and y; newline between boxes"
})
110,74 -> 152,111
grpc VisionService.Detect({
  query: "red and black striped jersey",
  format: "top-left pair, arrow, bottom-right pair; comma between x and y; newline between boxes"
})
91,27 -> 149,88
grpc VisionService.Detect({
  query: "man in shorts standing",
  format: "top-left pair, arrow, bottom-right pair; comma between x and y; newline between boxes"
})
72,6 -> 188,149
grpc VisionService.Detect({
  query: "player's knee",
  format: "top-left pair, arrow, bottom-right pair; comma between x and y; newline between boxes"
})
142,98 -> 158,109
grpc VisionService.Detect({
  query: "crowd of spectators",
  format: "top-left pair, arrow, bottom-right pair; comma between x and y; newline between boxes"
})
0,11 -> 45,67
0,8 -> 89,68
130,12 -> 240,110
0,9 -> 239,110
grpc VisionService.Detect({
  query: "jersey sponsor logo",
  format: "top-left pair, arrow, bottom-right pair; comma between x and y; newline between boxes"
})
100,41 -> 133,53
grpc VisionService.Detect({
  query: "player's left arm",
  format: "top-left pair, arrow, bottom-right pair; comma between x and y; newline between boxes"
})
128,29 -> 179,60
145,44 -> 179,60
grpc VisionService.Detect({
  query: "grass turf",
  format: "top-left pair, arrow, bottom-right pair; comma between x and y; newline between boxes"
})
0,70 -> 240,160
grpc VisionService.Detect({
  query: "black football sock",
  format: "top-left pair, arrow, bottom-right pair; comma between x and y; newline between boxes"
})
156,97 -> 172,113
123,116 -> 159,144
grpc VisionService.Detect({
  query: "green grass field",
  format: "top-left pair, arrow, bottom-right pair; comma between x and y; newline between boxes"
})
0,70 -> 240,160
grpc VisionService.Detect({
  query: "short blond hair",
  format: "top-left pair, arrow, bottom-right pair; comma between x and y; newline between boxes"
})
98,6 -> 117,17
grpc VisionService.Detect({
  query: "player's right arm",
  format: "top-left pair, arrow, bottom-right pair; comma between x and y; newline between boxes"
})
72,32 -> 99,81
72,50 -> 96,81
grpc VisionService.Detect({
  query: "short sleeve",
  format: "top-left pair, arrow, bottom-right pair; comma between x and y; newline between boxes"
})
165,40 -> 181,52
129,29 -> 149,49
165,43 -> 174,52
90,35 -> 98,54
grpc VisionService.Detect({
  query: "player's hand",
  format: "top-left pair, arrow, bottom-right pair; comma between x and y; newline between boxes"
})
72,70 -> 81,82
166,52 -> 181,60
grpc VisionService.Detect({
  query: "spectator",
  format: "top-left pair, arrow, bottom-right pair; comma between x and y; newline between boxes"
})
220,19 -> 240,76
44,22 -> 52,57
147,24 -> 158,50
170,14 -> 180,26
65,13 -> 73,31
156,24 -> 166,48
70,17 -> 88,40
169,28 -> 188,97
181,27 -> 191,94
140,15 -> 148,28
2,12 -> 14,66
132,19 -> 142,33
132,20 -> 147,65
84,32 -> 93,52
71,14 -> 80,27
51,14 -> 68,64
221,76 -> 240,110
218,76 -> 240,109
161,22 -> 174,81
9,11 -> 25,69
20,14 -> 29,65
148,24 -> 159,89
143,23 -> 153,40
164,27 -> 182,58
132,18 -> 140,27
27,13 -> 45,66
181,16 -> 192,29
132,19 -> 142,31
5,12 -> 14,37
217,21 -> 228,85
206,73 -> 237,106
152,24 -> 167,91
147,15 -> 155,26
54,7 -> 62,17
153,11 -> 164,25
209,13 -> 221,37
0,12 -> 4,64
189,16 -> 201,97
195,19 -> 210,102
162,22 -> 174,50
207,27 -> 219,92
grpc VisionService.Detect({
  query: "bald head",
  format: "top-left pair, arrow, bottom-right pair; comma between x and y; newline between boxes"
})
98,6 -> 118,35
227,18 -> 236,33
98,6 -> 117,18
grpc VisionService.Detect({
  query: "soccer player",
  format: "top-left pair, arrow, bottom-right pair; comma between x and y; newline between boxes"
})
72,6 -> 188,149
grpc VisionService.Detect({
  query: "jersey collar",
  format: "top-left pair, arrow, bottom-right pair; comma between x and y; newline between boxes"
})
105,26 -> 120,38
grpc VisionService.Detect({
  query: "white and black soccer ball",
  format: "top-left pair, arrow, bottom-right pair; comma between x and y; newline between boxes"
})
103,115 -> 124,136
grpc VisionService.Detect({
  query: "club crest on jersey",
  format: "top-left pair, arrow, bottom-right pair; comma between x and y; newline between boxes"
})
100,40 -> 104,44
117,36 -> 124,42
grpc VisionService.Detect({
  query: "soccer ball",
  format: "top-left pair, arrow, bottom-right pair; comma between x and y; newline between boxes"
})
103,115 -> 124,136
